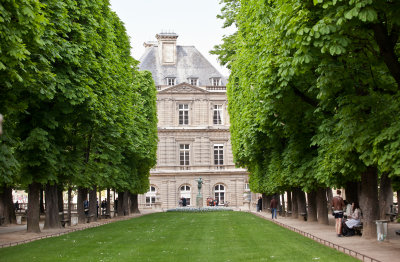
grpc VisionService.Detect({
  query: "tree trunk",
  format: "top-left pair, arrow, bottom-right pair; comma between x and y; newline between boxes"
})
344,181 -> 359,204
106,188 -> 111,215
129,193 -> 140,214
296,189 -> 307,221
44,183 -> 60,229
281,194 -> 286,217
307,190 -> 317,222
359,167 -> 379,239
379,173 -> 393,220
123,191 -> 129,216
0,186 -> 16,225
287,191 -> 292,216
118,191 -> 124,216
372,23 -> 400,88
39,185 -> 45,214
316,187 -> 329,225
326,188 -> 333,211
58,185 -> 64,214
89,186 -> 97,222
27,182 -> 41,233
77,187 -> 87,224
67,187 -> 72,226
292,188 -> 299,219
397,190 -> 400,213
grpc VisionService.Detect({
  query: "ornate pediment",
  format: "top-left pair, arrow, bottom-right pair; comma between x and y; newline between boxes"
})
158,83 -> 209,94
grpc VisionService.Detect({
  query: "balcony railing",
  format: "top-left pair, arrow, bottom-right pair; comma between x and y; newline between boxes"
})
151,164 -> 241,172
206,86 -> 226,91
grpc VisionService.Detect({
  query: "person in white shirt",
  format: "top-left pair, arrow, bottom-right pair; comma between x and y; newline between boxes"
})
345,202 -> 361,229
344,200 -> 352,219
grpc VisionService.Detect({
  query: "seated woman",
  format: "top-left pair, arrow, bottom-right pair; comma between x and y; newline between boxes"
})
342,202 -> 361,236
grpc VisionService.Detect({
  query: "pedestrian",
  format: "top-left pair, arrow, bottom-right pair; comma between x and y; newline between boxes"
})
270,196 -> 278,219
182,197 -> 187,207
257,196 -> 262,212
331,189 -> 345,237
84,199 -> 89,215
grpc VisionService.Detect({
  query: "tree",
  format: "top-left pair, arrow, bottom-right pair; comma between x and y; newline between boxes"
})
215,0 -> 400,238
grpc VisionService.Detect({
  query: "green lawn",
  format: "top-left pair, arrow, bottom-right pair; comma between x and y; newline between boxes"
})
0,212 -> 357,262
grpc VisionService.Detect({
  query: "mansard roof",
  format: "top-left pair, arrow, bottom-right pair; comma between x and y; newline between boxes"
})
158,82 -> 209,94
139,45 -> 227,86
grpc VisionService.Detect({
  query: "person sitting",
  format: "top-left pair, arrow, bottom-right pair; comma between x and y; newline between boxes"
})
342,202 -> 361,236
343,200 -> 352,219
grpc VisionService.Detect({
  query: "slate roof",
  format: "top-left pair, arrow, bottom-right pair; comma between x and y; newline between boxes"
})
139,45 -> 227,87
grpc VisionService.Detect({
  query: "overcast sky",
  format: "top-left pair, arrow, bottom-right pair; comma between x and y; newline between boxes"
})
109,0 -> 233,76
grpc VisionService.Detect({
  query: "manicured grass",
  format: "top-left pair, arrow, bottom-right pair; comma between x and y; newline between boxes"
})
0,212 -> 357,262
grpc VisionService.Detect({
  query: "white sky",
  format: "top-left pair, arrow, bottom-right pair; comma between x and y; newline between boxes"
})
109,0 -> 233,77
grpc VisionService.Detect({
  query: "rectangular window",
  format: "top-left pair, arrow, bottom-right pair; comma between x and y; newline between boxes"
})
211,78 -> 221,86
189,78 -> 198,86
214,144 -> 224,165
145,197 -> 155,206
167,78 -> 176,86
213,105 -> 222,125
179,104 -> 189,125
180,144 -> 190,166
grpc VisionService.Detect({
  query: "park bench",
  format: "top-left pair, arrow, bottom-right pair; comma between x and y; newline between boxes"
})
353,223 -> 363,236
86,214 -> 95,223
300,212 -> 307,221
386,213 -> 398,222
101,213 -> 111,219
0,216 -> 5,226
60,219 -> 70,227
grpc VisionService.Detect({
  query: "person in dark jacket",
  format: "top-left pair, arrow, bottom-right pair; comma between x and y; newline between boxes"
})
270,196 -> 278,219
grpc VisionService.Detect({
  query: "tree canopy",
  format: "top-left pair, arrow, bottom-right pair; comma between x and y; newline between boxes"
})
0,0 -> 157,202
214,0 -> 400,194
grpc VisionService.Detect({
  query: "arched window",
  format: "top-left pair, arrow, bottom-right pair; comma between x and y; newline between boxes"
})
145,186 -> 157,206
180,185 -> 191,206
214,184 -> 225,205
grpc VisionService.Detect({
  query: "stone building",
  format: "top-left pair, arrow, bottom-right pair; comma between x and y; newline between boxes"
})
138,33 -> 253,210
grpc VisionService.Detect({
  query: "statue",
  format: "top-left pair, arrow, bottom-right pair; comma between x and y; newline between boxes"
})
196,177 -> 204,207
196,177 -> 203,192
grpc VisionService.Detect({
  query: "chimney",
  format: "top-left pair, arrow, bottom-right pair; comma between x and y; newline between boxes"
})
156,32 -> 178,65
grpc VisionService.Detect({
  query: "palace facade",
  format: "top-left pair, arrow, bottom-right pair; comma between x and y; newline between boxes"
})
138,33 -> 255,210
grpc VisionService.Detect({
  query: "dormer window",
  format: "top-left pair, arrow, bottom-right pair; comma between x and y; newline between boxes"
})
166,77 -> 176,86
211,77 -> 221,86
188,78 -> 198,86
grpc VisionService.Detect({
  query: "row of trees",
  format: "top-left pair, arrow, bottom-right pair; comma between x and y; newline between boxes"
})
213,0 -> 400,238
0,0 -> 158,232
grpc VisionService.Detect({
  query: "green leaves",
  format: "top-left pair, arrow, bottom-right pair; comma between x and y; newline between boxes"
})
0,1 -> 158,194
216,0 -> 400,194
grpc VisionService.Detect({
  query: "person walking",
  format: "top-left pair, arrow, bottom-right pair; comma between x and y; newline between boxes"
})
332,189 -> 345,237
270,196 -> 278,219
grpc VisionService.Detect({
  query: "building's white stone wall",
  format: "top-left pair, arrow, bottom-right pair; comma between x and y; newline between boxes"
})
138,35 -> 258,210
